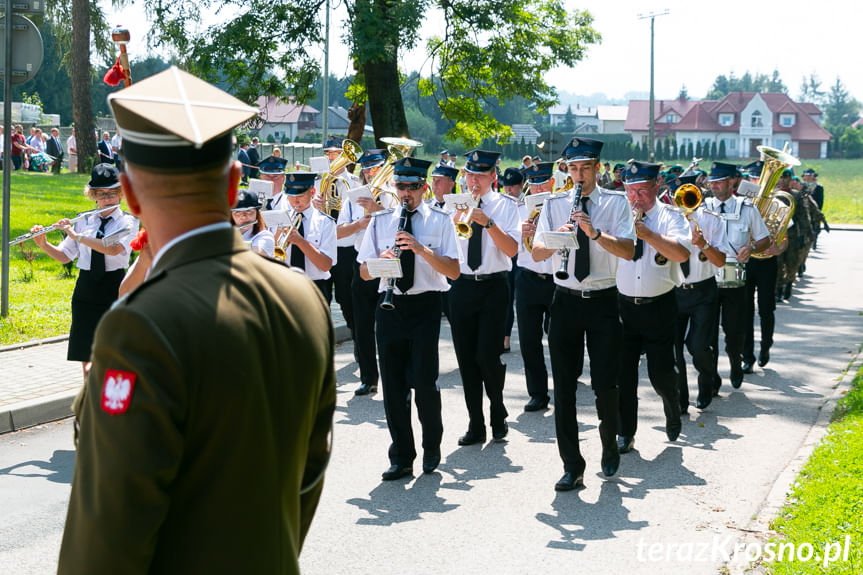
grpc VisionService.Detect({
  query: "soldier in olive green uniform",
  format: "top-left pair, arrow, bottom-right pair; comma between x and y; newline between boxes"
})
58,68 -> 336,575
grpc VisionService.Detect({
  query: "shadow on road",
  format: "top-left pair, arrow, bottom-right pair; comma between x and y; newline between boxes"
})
0,449 -> 75,484
346,473 -> 458,526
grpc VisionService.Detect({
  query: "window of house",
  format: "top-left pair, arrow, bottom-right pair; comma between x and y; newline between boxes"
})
719,113 -> 734,126
780,114 -> 795,127
665,113 -> 679,123
726,139 -> 736,150
751,111 -> 764,128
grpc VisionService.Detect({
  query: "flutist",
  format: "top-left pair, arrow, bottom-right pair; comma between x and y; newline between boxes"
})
357,157 -> 459,480
28,164 -> 138,377
531,137 -> 634,491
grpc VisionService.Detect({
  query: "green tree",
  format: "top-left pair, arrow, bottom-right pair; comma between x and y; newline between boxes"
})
718,139 -> 726,160
706,69 -> 788,99
678,85 -> 688,100
562,105 -> 575,133
695,141 -> 702,158
686,141 -> 694,160
710,141 -> 717,158
140,0 -> 599,147
839,126 -> 863,158
798,74 -> 825,105
404,105 -> 439,151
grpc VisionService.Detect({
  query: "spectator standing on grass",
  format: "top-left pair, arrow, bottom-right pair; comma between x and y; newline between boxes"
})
67,128 -> 78,172
46,128 -> 65,174
11,125 -> 27,170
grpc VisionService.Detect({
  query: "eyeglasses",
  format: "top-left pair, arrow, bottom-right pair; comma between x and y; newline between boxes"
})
395,183 -> 424,191
95,191 -> 119,199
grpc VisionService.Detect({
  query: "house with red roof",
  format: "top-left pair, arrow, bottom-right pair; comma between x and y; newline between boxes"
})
625,92 -> 831,159
255,97 -> 320,143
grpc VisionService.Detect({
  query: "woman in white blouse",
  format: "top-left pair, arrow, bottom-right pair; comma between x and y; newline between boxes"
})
231,189 -> 275,258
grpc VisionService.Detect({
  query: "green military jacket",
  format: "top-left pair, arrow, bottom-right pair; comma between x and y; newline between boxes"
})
58,224 -> 336,574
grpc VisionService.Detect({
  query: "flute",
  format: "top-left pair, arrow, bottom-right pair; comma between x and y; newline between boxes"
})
9,205 -> 120,246
554,182 -> 583,280
380,200 -> 410,310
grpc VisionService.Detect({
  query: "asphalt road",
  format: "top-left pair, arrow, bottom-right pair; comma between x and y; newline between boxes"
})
0,229 -> 860,574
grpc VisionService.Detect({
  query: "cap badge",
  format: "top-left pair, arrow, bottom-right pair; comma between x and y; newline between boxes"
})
630,165 -> 638,174
404,158 -> 412,167
572,138 -> 580,147
289,174 -> 295,182
472,152 -> 479,161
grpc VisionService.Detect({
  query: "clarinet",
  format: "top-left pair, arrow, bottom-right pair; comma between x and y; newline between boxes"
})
555,182 -> 583,280
380,200 -> 411,310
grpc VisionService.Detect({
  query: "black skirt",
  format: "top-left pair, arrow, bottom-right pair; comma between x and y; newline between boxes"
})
68,269 -> 125,362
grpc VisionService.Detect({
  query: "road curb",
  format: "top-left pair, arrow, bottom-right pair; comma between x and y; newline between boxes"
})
726,348 -> 863,574
0,335 -> 70,354
0,320 -> 353,435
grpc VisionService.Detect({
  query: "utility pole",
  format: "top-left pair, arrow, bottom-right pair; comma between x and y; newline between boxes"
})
638,9 -> 668,163
320,0 -> 330,147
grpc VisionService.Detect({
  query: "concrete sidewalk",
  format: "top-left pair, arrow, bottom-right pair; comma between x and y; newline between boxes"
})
0,303 -> 351,434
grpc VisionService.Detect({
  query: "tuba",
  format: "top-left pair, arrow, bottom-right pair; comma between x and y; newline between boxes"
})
273,211 -> 303,262
319,139 -> 362,213
749,145 -> 799,259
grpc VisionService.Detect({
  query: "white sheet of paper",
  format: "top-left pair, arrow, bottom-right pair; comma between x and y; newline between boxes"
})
261,210 -> 295,228
524,192 -> 550,213
345,185 -> 374,204
539,231 -> 578,250
248,178 -> 274,199
100,227 -> 132,248
366,257 -> 403,279
736,180 -> 760,198
444,193 -> 477,211
309,156 -> 330,173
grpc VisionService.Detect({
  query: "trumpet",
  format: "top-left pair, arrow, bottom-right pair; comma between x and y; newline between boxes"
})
380,200 -> 411,311
555,182 -> 583,281
9,205 -> 120,246
673,183 -> 703,235
273,210 -> 303,262
453,186 -> 480,239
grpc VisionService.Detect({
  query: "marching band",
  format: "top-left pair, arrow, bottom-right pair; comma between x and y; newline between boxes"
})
17,132 -> 826,490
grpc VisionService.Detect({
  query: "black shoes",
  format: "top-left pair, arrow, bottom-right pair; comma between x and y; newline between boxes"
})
666,420 -> 682,442
696,396 -> 712,410
601,449 -> 620,477
758,348 -> 770,367
554,471 -> 585,491
381,464 -> 412,481
742,362 -> 754,374
354,383 -> 377,396
730,363 -> 744,389
617,435 -> 635,454
422,453 -> 441,474
524,396 -> 550,412
492,422 -> 509,442
458,429 -> 487,446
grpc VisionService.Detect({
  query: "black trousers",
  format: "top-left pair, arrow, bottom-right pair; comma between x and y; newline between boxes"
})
449,275 -> 509,432
505,258 -> 518,338
332,246 -> 357,331
618,290 -> 679,438
376,293 -> 444,466
674,278 -> 719,409
515,269 -> 554,399
744,257 -> 777,363
313,279 -> 332,304
352,263 -> 380,387
712,285 -> 746,386
549,287 -> 621,474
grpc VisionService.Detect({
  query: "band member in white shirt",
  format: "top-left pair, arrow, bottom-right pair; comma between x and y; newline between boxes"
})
357,157 -> 460,480
277,171 -> 337,301
669,175 -> 727,412
532,137 -> 635,491
616,161 -> 691,455
257,155 -> 289,212
231,190 -> 275,258
515,162 -> 555,412
449,149 -> 520,447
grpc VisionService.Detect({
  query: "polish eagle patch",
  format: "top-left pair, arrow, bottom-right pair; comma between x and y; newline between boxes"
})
101,370 -> 137,414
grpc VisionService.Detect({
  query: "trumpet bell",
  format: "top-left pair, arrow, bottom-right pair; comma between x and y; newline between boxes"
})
673,184 -> 702,212
454,220 -> 473,239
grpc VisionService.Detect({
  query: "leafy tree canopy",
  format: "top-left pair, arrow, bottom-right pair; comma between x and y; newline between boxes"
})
705,69 -> 787,100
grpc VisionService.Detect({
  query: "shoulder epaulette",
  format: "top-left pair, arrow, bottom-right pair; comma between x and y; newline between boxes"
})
429,205 -> 450,216
599,187 -> 627,197
370,208 -> 395,217
499,193 -> 517,202
547,193 -> 569,201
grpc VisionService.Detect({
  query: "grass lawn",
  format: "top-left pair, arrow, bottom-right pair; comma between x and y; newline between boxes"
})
767,363 -> 863,574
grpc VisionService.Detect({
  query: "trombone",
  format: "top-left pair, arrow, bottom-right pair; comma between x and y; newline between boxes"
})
9,205 -> 120,246
273,210 -> 303,262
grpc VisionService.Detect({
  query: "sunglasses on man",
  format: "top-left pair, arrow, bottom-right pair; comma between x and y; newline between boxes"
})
395,182 -> 424,191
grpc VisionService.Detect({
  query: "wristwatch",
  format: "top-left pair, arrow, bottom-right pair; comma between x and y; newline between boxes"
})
484,219 -> 495,229
591,228 -> 601,240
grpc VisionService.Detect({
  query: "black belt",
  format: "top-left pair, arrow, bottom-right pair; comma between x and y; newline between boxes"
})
676,277 -> 715,291
619,290 -> 673,305
521,268 -> 553,281
555,285 -> 617,299
458,271 -> 507,282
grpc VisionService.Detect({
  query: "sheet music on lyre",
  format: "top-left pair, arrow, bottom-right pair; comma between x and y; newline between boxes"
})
539,231 -> 578,250
366,258 -> 403,279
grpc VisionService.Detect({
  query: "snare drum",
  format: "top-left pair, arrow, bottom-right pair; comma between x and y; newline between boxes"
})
715,262 -> 746,288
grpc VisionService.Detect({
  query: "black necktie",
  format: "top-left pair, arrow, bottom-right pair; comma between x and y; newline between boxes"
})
467,199 -> 483,271
266,198 -> 273,211
574,197 -> 590,281
396,210 -> 416,293
290,214 -> 305,269
633,238 -> 644,262
719,202 -> 726,214
436,201 -> 445,209
681,256 -> 690,278
90,217 -> 111,278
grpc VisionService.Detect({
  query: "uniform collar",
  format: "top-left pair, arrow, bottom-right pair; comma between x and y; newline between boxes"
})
150,222 -> 235,274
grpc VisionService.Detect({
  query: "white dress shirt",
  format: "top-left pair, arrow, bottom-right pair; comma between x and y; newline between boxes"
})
616,202 -> 691,297
704,195 -> 769,262
59,207 -> 138,271
454,190 -> 520,275
535,187 -> 635,290
680,208 -> 728,284
516,203 -> 554,275
318,172 -> 361,247
242,227 -> 275,258
284,206 -> 337,280
357,202 -> 459,295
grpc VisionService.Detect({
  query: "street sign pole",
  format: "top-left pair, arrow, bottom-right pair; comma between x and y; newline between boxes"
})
1,0 -> 14,317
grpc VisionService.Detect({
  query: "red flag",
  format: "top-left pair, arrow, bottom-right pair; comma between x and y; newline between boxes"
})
103,56 -> 125,87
